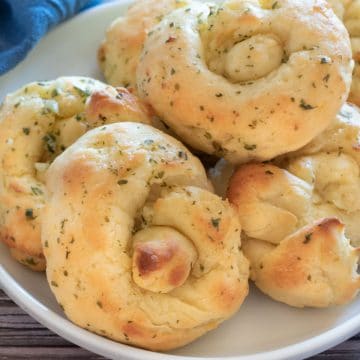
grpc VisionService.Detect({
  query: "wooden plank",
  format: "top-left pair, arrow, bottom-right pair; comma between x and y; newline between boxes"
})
0,289 -> 359,359
0,347 -> 102,359
0,289 -> 103,358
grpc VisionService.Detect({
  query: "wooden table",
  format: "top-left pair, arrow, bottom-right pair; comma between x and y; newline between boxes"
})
0,290 -> 359,359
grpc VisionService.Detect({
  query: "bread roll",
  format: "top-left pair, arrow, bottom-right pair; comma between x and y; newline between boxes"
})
42,122 -> 249,350
137,0 -> 353,163
228,162 -> 360,308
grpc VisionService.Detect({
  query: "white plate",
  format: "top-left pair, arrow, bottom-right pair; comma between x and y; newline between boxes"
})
1,2 -> 360,359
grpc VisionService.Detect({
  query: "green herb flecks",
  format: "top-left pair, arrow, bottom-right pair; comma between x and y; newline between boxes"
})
117,180 -> 128,185
299,99 -> 316,110
303,233 -> 312,244
244,143 -> 257,151
211,217 -> 221,230
43,133 -> 57,153
25,208 -> 35,220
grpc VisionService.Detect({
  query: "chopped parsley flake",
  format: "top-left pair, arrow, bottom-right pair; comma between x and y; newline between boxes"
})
143,139 -> 154,145
25,208 -> 35,220
74,86 -> 91,98
299,99 -> 316,110
211,217 -> 221,229
320,57 -> 330,64
303,233 -> 312,244
43,133 -> 57,153
117,180 -> 128,185
244,143 -> 257,150
323,74 -> 330,82
178,151 -> 188,160
156,171 -> 165,179
31,187 -> 43,196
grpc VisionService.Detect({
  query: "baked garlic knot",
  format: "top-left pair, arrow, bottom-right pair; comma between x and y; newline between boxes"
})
98,0 -> 191,88
228,160 -> 360,307
42,122 -> 249,351
137,0 -> 353,164
0,77 -> 152,271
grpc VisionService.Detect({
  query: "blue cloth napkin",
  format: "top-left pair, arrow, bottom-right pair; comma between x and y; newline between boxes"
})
0,0 -> 101,75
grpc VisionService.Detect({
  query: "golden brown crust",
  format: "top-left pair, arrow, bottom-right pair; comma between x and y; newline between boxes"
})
0,77 -> 152,270
85,87 -> 152,126
132,226 -> 197,293
42,122 -> 249,350
243,218 -> 360,308
135,242 -> 175,276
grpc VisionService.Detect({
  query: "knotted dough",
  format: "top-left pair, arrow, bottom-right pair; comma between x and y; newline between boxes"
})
137,0 -> 353,163
42,122 -> 249,350
228,163 -> 360,308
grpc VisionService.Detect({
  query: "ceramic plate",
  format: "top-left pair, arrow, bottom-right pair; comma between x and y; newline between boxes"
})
1,2 -> 360,359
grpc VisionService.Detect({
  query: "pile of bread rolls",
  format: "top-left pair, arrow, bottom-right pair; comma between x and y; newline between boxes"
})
1,0 -> 360,352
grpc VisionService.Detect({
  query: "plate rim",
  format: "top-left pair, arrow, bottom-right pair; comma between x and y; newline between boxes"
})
2,263 -> 360,360
1,1 -> 360,359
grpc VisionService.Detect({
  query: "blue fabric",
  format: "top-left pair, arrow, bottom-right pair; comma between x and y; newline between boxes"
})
0,0 -> 102,75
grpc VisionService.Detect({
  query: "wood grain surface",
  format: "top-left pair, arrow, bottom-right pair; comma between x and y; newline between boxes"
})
0,290 -> 359,360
